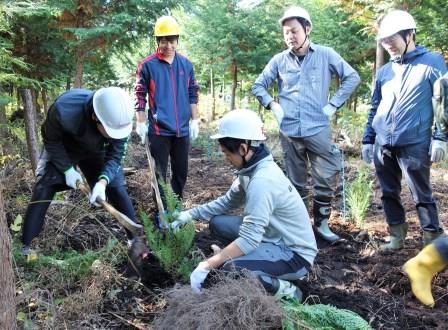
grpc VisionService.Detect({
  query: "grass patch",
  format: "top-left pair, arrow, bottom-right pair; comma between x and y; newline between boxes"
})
346,166 -> 374,229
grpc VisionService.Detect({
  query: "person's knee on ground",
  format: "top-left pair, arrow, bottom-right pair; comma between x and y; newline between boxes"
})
403,237 -> 448,307
312,198 -> 340,242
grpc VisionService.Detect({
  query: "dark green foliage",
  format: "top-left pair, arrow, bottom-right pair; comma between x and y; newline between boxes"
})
282,300 -> 372,330
142,212 -> 196,279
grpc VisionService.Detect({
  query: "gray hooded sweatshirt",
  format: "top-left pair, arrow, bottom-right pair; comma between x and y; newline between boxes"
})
189,153 -> 317,265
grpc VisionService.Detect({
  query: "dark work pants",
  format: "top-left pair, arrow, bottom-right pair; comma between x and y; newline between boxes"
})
279,127 -> 341,206
373,141 -> 441,232
209,215 -> 310,294
22,154 -> 137,246
149,134 -> 189,200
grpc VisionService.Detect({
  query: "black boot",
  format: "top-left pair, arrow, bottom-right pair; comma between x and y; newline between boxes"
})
313,199 -> 340,242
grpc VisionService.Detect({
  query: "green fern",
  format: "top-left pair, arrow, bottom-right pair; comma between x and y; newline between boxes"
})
346,166 -> 374,229
282,300 -> 372,330
142,212 -> 196,277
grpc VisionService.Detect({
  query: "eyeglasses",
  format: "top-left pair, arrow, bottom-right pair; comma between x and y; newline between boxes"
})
380,33 -> 401,44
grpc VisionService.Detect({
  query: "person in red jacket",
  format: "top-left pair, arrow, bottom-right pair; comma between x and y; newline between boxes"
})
134,16 -> 199,208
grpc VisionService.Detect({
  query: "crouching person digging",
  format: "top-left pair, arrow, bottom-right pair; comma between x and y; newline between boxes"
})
21,87 -> 142,259
171,109 -> 318,300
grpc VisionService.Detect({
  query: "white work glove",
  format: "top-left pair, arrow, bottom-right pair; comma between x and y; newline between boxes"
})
429,139 -> 446,163
270,102 -> 284,126
362,144 -> 374,165
135,121 -> 148,144
190,119 -> 199,141
323,104 -> 337,119
170,210 -> 193,232
190,261 -> 211,293
89,181 -> 106,206
64,167 -> 83,189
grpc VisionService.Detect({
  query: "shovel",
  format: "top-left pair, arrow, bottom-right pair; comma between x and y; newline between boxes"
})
144,136 -> 168,230
76,181 -> 143,236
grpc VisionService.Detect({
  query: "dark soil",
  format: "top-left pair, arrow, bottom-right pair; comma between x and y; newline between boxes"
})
5,139 -> 448,329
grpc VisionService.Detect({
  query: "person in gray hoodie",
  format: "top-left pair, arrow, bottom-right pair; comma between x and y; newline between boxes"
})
171,109 -> 317,300
362,10 -> 447,252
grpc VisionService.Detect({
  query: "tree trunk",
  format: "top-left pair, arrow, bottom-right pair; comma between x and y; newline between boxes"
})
41,87 -> 48,113
20,88 -> 40,174
74,49 -> 85,88
0,86 -> 8,145
210,68 -> 216,121
373,40 -> 385,89
66,76 -> 71,91
0,182 -> 16,330
230,61 -> 237,111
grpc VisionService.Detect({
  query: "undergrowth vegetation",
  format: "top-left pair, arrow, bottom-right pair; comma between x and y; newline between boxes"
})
346,166 -> 374,229
142,181 -> 200,280
282,300 -> 373,330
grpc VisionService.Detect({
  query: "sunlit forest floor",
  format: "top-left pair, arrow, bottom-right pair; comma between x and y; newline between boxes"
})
5,133 -> 448,329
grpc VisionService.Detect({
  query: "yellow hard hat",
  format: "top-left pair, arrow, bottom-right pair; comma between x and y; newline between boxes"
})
154,16 -> 181,37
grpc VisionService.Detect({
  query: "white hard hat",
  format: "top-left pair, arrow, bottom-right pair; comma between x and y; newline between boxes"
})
93,87 -> 133,139
377,10 -> 416,40
211,109 -> 266,141
278,6 -> 312,29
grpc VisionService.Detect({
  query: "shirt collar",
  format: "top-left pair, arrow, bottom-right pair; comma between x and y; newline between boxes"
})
287,41 -> 315,57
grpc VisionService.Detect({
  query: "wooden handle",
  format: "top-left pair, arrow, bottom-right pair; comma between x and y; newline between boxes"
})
145,136 -> 165,215
76,181 -> 142,235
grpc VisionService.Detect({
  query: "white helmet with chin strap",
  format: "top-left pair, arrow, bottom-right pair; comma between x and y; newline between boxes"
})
377,10 -> 416,40
211,109 -> 266,143
278,6 -> 313,30
93,87 -> 133,139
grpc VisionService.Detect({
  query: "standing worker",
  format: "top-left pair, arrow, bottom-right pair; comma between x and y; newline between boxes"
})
361,10 -> 447,252
252,6 -> 360,242
22,87 -> 137,256
134,15 -> 200,204
171,109 -> 317,300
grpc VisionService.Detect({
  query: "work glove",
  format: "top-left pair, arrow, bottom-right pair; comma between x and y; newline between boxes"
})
190,261 -> 211,293
170,210 -> 193,232
135,121 -> 148,144
190,119 -> 199,141
323,104 -> 337,119
429,139 -> 446,163
270,102 -> 284,126
362,144 -> 374,165
89,181 -> 106,206
64,167 -> 83,189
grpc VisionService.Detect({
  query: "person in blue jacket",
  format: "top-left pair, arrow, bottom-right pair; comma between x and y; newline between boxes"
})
134,15 -> 199,204
21,87 -> 136,257
362,10 -> 447,252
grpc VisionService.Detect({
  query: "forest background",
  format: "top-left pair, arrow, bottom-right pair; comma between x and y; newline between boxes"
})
1,0 -> 448,328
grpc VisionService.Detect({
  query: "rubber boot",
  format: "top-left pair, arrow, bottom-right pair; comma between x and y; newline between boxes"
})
403,243 -> 448,307
380,223 -> 408,252
22,245 -> 39,262
422,230 -> 446,247
274,279 -> 303,302
313,200 -> 340,243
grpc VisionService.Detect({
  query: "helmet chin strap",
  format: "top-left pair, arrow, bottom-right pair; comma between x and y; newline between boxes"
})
291,34 -> 309,53
394,32 -> 411,64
